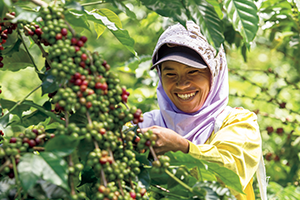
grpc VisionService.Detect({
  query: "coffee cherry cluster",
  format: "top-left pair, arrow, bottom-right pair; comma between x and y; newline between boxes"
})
151,155 -> 171,174
0,124 -> 54,179
135,129 -> 157,151
0,12 -> 17,68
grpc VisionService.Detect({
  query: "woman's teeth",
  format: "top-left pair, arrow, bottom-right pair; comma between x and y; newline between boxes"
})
177,92 -> 195,100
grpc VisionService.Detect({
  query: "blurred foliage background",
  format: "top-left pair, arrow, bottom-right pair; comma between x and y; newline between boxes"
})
0,0 -> 300,199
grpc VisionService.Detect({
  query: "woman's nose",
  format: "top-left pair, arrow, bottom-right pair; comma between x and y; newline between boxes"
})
176,76 -> 190,88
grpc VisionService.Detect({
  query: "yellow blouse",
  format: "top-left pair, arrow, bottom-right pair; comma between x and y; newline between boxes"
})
188,107 -> 262,199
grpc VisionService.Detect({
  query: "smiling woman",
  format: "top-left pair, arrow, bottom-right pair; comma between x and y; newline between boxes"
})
138,21 -> 267,200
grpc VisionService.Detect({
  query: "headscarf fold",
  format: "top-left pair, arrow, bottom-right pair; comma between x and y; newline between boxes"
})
139,21 -> 229,145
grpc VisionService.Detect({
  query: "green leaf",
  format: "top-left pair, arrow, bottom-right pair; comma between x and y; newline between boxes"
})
0,99 -> 31,119
21,100 -> 65,125
96,8 -> 122,28
224,0 -> 259,43
166,151 -> 244,194
27,180 -> 68,199
108,0 -> 137,19
11,7 -> 39,23
65,10 -> 91,32
78,165 -> 97,187
76,138 -> 94,163
38,70 -> 64,96
206,0 -> 223,19
18,153 -> 69,192
45,135 -> 79,157
92,8 -> 122,39
139,0 -> 224,50
1,48 -> 34,72
85,10 -> 137,56
190,0 -> 225,49
201,160 -> 244,194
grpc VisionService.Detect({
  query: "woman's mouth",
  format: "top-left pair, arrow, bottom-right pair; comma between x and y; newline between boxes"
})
176,92 -> 196,100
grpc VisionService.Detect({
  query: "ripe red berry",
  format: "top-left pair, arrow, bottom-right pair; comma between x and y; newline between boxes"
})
71,37 -> 77,45
76,40 -> 84,47
0,45 -> 4,51
22,137 -> 29,144
134,109 -> 142,118
130,191 -> 136,199
98,185 -> 105,193
32,129 -> 39,135
276,128 -> 284,135
80,36 -> 88,43
28,30 -> 34,36
266,126 -> 273,135
1,39 -> 6,44
95,82 -> 102,89
274,155 -> 280,162
28,139 -> 36,148
100,83 -> 107,91
55,33 -> 63,40
74,72 -> 81,79
0,89 -> 2,94
81,53 -> 87,61
10,137 -> 17,143
99,157 -> 107,165
121,94 -> 128,103
0,56 -> 3,61
75,79 -> 82,86
61,28 -> 68,36
134,136 -> 140,143
139,188 -> 147,197
35,28 -> 43,36
86,102 -> 92,109
279,102 -> 286,108
265,152 -> 273,161
145,140 -> 151,147
80,84 -> 87,92
79,61 -> 86,68
99,128 -> 106,135
1,33 -> 8,40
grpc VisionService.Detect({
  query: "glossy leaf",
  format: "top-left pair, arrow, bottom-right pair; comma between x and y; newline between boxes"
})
38,70 -> 64,96
65,10 -> 91,32
224,0 -> 259,43
45,135 -> 79,157
11,7 -> 39,23
85,10 -> 137,56
18,153 -> 69,192
139,0 -> 224,50
92,8 -> 122,38
166,151 -> 244,194
108,0 -> 137,19
0,99 -> 31,119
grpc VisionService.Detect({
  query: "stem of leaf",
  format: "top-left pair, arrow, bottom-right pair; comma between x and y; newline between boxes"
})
11,156 -> 22,200
17,29 -> 40,73
164,168 -> 193,193
0,84 -> 42,121
81,1 -> 105,6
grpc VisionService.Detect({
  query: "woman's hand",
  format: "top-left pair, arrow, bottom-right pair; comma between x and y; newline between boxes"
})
138,126 -> 189,155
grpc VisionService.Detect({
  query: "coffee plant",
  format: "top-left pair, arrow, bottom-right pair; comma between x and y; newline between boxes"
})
0,0 -> 245,199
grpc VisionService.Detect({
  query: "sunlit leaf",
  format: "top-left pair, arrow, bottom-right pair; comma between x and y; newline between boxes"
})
45,135 -> 79,157
18,153 -> 69,192
224,0 -> 259,43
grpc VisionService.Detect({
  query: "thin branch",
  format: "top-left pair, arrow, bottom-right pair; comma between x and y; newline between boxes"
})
68,155 -> 76,196
0,159 -> 10,173
11,156 -> 22,200
81,1 -> 105,6
17,29 -> 40,73
164,169 -> 193,193
30,0 -> 48,7
149,146 -> 158,161
0,84 -> 42,121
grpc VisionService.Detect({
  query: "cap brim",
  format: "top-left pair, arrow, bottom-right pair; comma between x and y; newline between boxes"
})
151,53 -> 207,70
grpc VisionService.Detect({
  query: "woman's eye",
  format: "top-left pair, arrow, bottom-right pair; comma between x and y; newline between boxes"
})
189,70 -> 198,74
166,73 -> 176,76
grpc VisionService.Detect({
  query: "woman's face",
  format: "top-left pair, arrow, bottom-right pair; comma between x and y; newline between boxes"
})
161,61 -> 211,113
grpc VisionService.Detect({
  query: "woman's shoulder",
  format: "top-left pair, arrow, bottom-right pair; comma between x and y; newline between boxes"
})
222,107 -> 258,127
